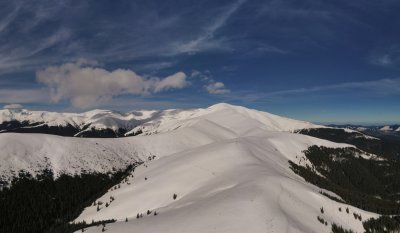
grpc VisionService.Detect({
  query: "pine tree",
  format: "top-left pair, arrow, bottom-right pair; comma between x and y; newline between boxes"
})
173,193 -> 177,200
125,217 -> 128,222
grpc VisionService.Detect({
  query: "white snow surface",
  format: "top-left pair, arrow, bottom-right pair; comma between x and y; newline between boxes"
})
0,103 -> 322,135
0,108 -> 156,132
127,103 -> 323,136
0,104 -> 326,179
337,127 -> 378,140
0,103 -> 378,232
379,125 -> 392,131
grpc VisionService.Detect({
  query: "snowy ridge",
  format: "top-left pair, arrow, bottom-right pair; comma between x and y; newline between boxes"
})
340,127 -> 380,140
73,123 -> 376,233
0,108 -> 146,132
127,103 -> 322,136
0,103 -> 322,137
0,103 -> 378,232
0,104 -> 322,181
380,125 -> 392,131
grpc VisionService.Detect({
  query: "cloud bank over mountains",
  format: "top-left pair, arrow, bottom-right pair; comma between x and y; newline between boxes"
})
36,59 -> 187,108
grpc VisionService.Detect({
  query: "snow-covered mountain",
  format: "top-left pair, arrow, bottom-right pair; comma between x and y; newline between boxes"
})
378,125 -> 400,134
0,103 -> 387,232
327,124 -> 400,141
0,103 -> 323,181
0,108 -> 153,137
380,125 -> 392,131
0,103 -> 321,138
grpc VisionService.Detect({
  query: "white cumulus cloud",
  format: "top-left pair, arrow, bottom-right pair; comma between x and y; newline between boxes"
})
206,82 -> 230,94
36,59 -> 187,108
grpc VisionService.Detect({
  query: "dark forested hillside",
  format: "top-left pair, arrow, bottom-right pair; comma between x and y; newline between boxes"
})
0,120 -> 129,138
327,124 -> 400,141
0,164 -> 138,233
74,127 -> 128,138
1,121 -> 80,136
290,146 -> 400,214
363,215 -> 400,233
297,128 -> 400,159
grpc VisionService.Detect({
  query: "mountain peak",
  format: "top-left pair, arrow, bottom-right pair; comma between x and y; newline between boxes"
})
0,104 -> 322,137
208,102 -> 237,110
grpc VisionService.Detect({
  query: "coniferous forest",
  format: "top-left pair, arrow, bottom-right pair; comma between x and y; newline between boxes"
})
290,146 -> 400,214
290,145 -> 400,232
0,164 -> 137,233
363,215 -> 400,233
297,128 -> 400,159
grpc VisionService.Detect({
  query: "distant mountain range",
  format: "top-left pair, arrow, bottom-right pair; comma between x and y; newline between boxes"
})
0,108 -> 157,137
327,124 -> 400,140
0,105 -> 319,138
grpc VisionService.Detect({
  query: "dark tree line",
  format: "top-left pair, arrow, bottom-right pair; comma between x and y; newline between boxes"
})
0,164 -> 138,233
363,215 -> 400,233
297,128 -> 400,159
331,223 -> 355,233
289,146 -> 400,214
0,120 -> 130,138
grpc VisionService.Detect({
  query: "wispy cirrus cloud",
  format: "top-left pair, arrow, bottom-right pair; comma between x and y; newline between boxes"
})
173,0 -> 246,54
257,0 -> 333,21
0,2 -> 21,33
0,1 -> 72,74
140,61 -> 177,72
0,0 -> 248,76
225,78 -> 400,103
267,78 -> 400,96
369,45 -> 400,67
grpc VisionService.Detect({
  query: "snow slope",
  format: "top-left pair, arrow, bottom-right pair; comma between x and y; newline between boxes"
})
0,104 -> 378,232
0,104 -> 323,180
127,103 -> 322,136
380,125 -> 392,131
74,104 -> 377,233
0,108 -> 137,129
0,119 -> 237,180
0,103 -> 322,137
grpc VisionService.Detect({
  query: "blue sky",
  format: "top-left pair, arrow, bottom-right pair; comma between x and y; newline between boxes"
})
0,0 -> 399,124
